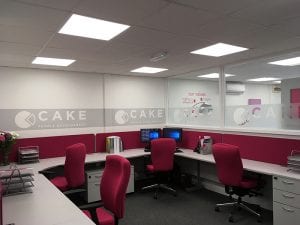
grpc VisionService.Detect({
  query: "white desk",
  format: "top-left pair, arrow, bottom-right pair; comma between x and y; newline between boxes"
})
3,149 -> 300,225
3,150 -> 147,225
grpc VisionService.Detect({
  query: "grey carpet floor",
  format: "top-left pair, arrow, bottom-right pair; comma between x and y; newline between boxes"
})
120,188 -> 273,225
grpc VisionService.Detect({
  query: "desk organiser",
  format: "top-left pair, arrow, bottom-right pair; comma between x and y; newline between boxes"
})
0,164 -> 34,196
287,150 -> 300,172
18,146 -> 39,164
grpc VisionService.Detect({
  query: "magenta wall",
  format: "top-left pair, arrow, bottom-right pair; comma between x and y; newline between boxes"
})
222,134 -> 300,165
8,134 -> 95,161
5,130 -> 300,166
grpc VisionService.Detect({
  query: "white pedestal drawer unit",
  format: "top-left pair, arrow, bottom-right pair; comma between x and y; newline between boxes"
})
85,166 -> 134,203
273,176 -> 300,225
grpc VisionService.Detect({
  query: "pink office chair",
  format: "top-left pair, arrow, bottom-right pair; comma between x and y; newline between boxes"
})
83,155 -> 131,225
142,138 -> 177,199
212,143 -> 262,223
50,143 -> 86,194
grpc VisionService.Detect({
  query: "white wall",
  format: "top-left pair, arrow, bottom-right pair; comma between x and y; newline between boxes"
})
0,67 -> 166,137
104,74 -> 166,132
167,78 -> 220,127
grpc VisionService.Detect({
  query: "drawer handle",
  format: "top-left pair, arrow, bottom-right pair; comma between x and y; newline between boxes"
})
282,193 -> 295,199
282,180 -> 295,185
282,206 -> 295,213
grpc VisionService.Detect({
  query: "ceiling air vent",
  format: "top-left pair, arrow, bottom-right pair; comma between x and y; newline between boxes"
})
226,82 -> 245,95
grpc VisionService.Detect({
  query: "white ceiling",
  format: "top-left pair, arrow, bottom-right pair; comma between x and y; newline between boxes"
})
1,0 -> 300,78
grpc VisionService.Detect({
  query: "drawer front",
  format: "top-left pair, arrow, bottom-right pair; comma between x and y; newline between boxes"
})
274,189 -> 300,208
273,202 -> 300,225
87,181 -> 101,203
86,171 -> 103,183
273,176 -> 300,194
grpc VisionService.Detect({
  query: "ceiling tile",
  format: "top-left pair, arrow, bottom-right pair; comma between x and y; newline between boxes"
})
0,0 -> 70,31
231,0 -> 300,26
15,0 -> 81,11
46,34 -> 108,52
0,53 -> 33,67
0,42 -> 40,56
140,3 -> 219,36
172,0 -> 261,14
115,26 -> 177,48
195,17 -> 265,44
270,16 -> 300,36
0,24 -> 53,46
74,0 -> 169,25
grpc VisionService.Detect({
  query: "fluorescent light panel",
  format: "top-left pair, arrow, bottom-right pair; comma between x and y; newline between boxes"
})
191,43 -> 248,57
59,14 -> 130,41
131,67 -> 168,74
247,77 -> 279,82
32,57 -> 75,66
197,73 -> 235,79
268,56 -> 300,66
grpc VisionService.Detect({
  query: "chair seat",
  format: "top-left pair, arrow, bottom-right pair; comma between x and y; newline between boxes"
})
96,207 -> 115,225
240,178 -> 258,189
82,210 -> 92,219
50,176 -> 68,192
146,164 -> 155,172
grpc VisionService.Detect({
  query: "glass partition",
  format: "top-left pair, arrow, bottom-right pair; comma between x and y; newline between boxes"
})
224,51 -> 300,131
167,68 -> 221,127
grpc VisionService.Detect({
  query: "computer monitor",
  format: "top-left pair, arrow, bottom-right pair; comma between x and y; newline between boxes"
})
162,128 -> 183,142
140,128 -> 160,151
140,129 -> 160,143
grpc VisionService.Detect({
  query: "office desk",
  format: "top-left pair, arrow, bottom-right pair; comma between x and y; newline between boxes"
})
3,150 -> 147,225
3,149 -> 300,225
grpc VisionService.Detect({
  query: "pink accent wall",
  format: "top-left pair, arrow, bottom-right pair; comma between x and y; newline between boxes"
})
7,134 -> 95,161
180,130 -> 223,150
4,131 -> 299,166
222,134 -> 300,165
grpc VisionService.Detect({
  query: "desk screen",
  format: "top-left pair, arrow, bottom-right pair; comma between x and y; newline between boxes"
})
162,128 -> 183,142
140,129 -> 160,143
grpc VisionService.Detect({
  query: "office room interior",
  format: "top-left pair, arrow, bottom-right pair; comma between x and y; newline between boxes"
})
1,0 -> 300,225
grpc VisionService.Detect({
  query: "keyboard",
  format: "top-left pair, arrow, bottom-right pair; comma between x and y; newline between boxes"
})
144,148 -> 151,152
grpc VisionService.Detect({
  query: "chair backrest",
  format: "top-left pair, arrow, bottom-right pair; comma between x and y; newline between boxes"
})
212,143 -> 243,187
151,138 -> 176,172
64,143 -> 86,188
100,155 -> 131,219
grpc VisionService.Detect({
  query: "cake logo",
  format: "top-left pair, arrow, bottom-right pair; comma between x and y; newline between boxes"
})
112,108 -> 165,125
114,110 -> 130,125
15,111 -> 36,128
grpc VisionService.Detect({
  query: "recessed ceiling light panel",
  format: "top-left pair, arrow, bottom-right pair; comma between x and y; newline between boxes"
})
131,67 -> 168,74
268,56 -> 300,66
191,43 -> 248,57
32,57 -> 75,66
247,77 -> 279,82
197,73 -> 235,79
59,14 -> 130,41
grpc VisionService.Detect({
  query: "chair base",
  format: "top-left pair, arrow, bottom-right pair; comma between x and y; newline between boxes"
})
215,199 -> 262,223
142,183 -> 177,199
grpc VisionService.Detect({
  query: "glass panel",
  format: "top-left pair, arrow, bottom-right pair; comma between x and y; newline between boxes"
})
225,51 -> 300,131
167,68 -> 220,127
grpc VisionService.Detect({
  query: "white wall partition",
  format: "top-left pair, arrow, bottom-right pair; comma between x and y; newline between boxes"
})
167,78 -> 220,127
104,75 -> 166,132
0,67 -> 104,137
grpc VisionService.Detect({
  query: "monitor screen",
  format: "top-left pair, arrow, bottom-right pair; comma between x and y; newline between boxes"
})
140,129 -> 160,143
163,128 -> 183,142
